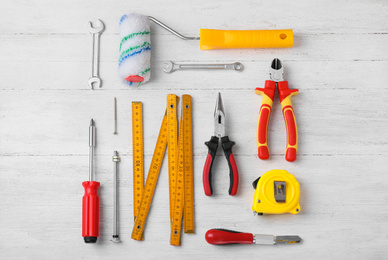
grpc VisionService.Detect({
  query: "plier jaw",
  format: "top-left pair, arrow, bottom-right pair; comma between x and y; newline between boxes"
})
214,92 -> 226,138
269,58 -> 284,82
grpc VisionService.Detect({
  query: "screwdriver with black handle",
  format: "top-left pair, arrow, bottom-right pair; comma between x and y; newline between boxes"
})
82,119 -> 100,243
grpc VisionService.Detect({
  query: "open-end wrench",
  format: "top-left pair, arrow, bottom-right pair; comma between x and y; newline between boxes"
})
163,61 -> 244,73
88,20 -> 105,89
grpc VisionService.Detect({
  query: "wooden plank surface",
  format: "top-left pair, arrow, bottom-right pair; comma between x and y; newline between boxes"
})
0,0 -> 387,259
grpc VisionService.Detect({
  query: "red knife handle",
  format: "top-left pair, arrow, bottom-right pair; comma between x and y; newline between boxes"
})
221,136 -> 238,196
203,136 -> 219,196
278,81 -> 299,162
82,181 -> 100,243
205,229 -> 253,245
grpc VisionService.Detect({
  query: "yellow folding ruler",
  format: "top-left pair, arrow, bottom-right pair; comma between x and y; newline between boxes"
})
131,95 -> 194,246
170,94 -> 195,245
132,102 -> 144,239
182,96 -> 194,234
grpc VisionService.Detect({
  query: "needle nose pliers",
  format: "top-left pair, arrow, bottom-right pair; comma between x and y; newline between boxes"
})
255,58 -> 299,162
203,93 -> 239,196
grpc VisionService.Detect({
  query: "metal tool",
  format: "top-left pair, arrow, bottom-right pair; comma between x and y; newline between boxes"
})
148,16 -> 199,40
114,97 -> 117,135
89,119 -> 96,181
255,58 -> 299,162
82,119 -> 100,243
112,151 -> 120,243
205,229 -> 302,245
88,19 -> 105,89
163,61 -> 243,73
203,93 -> 238,196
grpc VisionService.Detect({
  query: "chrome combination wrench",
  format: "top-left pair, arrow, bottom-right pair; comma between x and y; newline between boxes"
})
163,61 -> 244,73
88,20 -> 105,89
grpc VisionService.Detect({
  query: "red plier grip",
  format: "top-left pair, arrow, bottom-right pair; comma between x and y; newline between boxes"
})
203,136 -> 238,196
203,136 -> 218,196
256,80 -> 298,162
278,81 -> 299,162
221,136 -> 238,196
255,80 -> 276,160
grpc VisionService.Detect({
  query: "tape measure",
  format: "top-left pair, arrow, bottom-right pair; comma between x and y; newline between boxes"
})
132,102 -> 144,221
131,95 -> 194,246
252,169 -> 300,215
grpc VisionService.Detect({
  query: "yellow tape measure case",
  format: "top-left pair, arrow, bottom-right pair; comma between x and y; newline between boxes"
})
252,169 -> 300,215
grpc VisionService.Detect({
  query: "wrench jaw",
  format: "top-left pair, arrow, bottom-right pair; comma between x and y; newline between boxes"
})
162,61 -> 174,73
88,77 -> 102,89
88,20 -> 105,34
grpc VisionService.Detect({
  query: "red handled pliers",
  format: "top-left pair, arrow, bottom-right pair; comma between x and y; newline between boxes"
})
203,93 -> 239,196
255,58 -> 299,162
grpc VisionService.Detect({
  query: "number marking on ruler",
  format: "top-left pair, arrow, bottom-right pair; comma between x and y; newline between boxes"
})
132,102 -> 144,228
131,112 -> 168,241
167,95 -> 178,222
130,95 -> 194,245
182,95 -> 194,234
170,107 -> 185,246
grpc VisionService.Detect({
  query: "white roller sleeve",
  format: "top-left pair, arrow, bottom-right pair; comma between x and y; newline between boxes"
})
118,13 -> 151,86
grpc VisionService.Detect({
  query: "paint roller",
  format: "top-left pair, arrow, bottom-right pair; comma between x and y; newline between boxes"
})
119,14 -> 293,86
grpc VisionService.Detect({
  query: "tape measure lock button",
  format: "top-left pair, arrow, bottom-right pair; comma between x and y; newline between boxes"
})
252,169 -> 300,215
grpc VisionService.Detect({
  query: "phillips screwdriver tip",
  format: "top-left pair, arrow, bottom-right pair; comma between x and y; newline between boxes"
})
90,118 -> 94,125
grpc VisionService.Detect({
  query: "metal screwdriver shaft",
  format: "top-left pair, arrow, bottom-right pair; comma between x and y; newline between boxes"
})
112,151 -> 120,242
89,119 -> 96,181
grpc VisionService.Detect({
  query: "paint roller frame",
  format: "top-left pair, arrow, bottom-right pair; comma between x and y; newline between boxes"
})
147,16 -> 293,50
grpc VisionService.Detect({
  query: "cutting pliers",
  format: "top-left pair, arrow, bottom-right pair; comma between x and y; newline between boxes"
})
255,58 -> 299,162
203,93 -> 239,196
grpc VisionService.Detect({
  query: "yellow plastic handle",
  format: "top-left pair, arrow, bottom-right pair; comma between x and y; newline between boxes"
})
200,29 -> 293,50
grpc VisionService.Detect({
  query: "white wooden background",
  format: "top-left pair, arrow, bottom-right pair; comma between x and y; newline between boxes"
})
1,0 -> 387,259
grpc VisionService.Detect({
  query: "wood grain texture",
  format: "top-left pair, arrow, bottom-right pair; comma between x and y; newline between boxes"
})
0,0 -> 387,259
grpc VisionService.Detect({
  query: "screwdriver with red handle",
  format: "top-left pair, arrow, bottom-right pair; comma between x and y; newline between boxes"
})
82,119 -> 100,243
203,93 -> 238,196
205,229 -> 302,245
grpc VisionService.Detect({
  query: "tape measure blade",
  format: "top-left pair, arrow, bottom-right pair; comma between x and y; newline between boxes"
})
132,102 -> 144,221
167,95 -> 179,222
132,114 -> 168,241
182,95 -> 195,233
